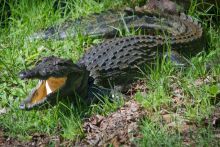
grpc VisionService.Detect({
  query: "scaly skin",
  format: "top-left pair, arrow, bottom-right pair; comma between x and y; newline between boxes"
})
20,7 -> 204,109
78,12 -> 203,89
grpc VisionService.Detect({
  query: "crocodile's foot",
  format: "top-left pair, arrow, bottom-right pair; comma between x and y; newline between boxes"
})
19,56 -> 89,110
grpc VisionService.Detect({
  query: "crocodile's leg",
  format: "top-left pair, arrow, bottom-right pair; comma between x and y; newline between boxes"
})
87,77 -> 122,104
164,50 -> 191,67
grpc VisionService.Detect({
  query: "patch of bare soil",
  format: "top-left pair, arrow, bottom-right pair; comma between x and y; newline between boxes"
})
0,130 -> 61,147
76,100 -> 146,146
127,80 -> 148,96
135,0 -> 182,15
204,107 -> 220,138
0,128 -> 24,147
0,129 -> 4,145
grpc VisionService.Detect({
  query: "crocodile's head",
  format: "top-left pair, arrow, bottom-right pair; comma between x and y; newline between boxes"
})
19,56 -> 89,110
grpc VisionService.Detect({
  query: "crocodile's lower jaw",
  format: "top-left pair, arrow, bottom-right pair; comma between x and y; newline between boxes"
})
20,77 -> 67,109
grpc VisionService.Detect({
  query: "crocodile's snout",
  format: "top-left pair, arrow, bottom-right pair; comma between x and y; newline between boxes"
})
19,70 -> 42,80
19,71 -> 30,79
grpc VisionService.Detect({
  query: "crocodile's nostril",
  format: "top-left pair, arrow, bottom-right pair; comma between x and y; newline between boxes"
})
19,72 -> 27,79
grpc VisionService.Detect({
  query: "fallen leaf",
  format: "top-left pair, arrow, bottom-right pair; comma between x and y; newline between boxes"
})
0,108 -> 6,115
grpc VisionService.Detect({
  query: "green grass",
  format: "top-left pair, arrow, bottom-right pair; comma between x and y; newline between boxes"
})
0,0 -> 220,146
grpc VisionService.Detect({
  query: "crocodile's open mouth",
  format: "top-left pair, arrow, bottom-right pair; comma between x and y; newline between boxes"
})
19,77 -> 67,109
19,56 -> 89,110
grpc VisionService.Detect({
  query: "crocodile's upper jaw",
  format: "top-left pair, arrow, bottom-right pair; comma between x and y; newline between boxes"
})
20,77 -> 67,109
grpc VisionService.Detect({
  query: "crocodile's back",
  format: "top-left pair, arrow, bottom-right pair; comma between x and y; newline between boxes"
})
78,36 -> 161,87
78,13 -> 203,88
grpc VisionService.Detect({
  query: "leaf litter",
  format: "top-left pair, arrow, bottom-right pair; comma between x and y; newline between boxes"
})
76,99 -> 147,146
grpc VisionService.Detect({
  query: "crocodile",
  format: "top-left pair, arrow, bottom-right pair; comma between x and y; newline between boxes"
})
19,4 -> 204,110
